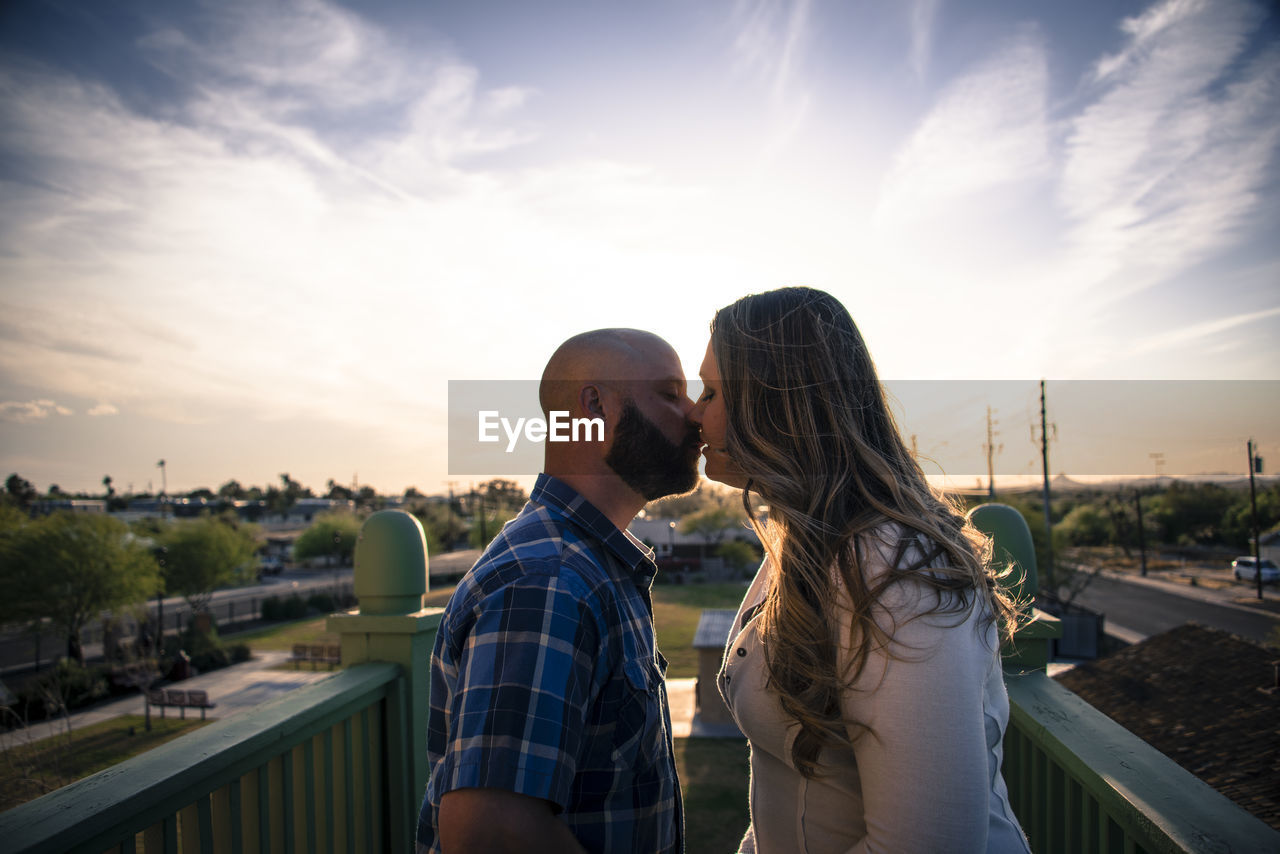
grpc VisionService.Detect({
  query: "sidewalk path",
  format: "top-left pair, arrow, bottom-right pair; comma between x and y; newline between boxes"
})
1,651 -> 334,754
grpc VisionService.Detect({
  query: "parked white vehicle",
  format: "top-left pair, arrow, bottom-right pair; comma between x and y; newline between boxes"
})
1231,556 -> 1279,584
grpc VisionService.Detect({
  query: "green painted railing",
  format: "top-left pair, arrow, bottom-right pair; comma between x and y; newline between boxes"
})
973,503 -> 1280,853
1,662 -> 405,853
1,506 -> 1276,852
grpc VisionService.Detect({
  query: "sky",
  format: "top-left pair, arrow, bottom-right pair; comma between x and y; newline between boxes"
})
1,0 -> 1278,498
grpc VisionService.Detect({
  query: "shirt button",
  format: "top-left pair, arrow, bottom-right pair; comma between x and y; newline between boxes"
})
736,648 -> 746,657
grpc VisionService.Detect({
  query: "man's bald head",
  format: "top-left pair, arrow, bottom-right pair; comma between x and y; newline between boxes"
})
539,328 -> 680,416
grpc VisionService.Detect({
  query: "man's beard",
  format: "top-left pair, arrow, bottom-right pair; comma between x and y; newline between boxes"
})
604,401 -> 701,501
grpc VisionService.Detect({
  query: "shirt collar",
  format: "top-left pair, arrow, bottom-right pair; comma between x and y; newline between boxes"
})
531,473 -> 656,583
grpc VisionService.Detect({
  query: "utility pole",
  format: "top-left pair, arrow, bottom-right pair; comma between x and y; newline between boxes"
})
1248,439 -> 1262,600
157,459 -> 167,519
1134,489 -> 1147,577
1038,381 -> 1054,594
982,406 -> 1001,499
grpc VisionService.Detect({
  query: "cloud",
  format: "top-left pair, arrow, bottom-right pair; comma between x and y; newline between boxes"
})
908,0 -> 940,81
1059,0 -> 1280,299
874,27 -> 1050,227
731,0 -> 812,100
87,402 -> 119,417
0,0 -> 718,439
1127,305 -> 1280,357
0,399 -> 73,422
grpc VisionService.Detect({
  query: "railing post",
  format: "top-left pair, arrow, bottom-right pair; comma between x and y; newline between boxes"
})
968,503 -> 1061,673
327,510 -> 444,848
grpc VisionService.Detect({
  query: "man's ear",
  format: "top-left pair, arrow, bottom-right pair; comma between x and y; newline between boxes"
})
579,384 -> 606,420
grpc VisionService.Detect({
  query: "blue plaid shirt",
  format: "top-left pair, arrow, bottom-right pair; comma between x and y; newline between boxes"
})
416,474 -> 684,853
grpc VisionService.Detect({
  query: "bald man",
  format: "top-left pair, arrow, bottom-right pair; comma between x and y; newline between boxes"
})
417,329 -> 700,854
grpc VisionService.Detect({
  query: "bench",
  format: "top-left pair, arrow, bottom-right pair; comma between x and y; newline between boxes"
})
146,688 -> 217,720
288,643 -> 342,670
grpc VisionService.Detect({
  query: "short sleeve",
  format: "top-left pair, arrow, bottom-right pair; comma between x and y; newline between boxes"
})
437,571 -> 604,810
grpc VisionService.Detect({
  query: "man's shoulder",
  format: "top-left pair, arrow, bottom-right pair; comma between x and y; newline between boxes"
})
452,507 -> 618,605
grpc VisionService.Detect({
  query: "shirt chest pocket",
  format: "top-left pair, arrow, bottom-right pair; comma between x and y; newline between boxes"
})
612,655 -> 667,772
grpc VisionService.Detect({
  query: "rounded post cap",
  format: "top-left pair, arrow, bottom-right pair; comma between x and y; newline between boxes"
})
354,510 -> 429,615
968,503 -> 1038,604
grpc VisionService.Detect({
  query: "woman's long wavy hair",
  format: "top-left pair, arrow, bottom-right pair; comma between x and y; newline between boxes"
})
711,287 -> 1021,777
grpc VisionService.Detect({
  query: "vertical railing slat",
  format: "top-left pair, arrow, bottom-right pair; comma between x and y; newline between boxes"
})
323,727 -> 335,854
258,763 -> 271,853
227,778 -> 243,854
196,794 -> 214,852
344,716 -> 356,854
162,814 -> 177,854
303,736 -> 317,853
282,747 -> 296,853
361,706 -> 374,851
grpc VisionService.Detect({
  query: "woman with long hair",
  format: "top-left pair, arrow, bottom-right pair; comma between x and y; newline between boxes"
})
690,286 -> 1030,852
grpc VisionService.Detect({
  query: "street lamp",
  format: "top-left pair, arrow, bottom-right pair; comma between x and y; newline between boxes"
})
156,459 -> 167,518
667,521 -> 676,558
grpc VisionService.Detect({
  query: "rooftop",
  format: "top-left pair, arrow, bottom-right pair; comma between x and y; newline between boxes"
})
1054,622 -> 1280,831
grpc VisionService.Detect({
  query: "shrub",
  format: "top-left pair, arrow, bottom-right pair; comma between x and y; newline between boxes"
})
261,594 -> 309,621
306,592 -> 335,613
22,659 -> 109,716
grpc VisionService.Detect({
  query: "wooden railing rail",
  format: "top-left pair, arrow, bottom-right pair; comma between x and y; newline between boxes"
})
0,661 -> 404,853
1004,670 -> 1279,853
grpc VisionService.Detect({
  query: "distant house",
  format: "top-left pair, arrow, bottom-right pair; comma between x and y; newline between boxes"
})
33,498 -> 106,515
1054,623 -> 1279,832
1261,529 -> 1280,566
281,497 -> 355,524
628,516 -> 761,564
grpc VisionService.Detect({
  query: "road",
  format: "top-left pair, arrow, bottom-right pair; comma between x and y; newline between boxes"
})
1070,574 -> 1279,646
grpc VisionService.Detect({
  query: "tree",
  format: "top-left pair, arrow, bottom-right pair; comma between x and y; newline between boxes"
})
160,516 -> 259,614
716,540 -> 760,575
4,473 -> 37,510
326,479 -> 354,501
478,479 -> 527,513
410,501 -> 469,553
294,513 -> 362,565
0,512 -> 160,662
1057,504 -> 1113,547
680,505 -> 742,562
217,479 -> 246,500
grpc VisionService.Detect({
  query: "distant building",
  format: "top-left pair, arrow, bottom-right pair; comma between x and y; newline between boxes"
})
1260,529 -> 1280,566
33,498 -> 106,515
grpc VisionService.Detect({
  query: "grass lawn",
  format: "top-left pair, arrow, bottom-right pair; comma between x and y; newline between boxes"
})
0,715 -> 207,811
653,582 -> 748,677
676,736 -> 751,852
229,581 -> 747,679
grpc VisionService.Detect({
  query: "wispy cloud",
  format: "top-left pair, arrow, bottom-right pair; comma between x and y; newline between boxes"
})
0,0 -> 717,436
908,0 -> 941,81
87,403 -> 118,417
1128,305 -> 1280,356
0,399 -> 73,423
1059,0 -> 1280,299
731,0 -> 812,100
874,26 -> 1050,227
